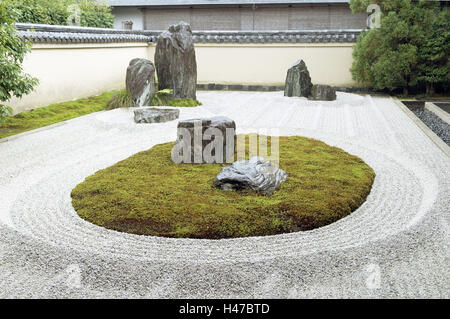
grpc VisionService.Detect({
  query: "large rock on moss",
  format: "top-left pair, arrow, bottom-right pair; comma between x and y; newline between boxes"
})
214,156 -> 288,196
155,21 -> 197,100
126,58 -> 156,107
284,60 -> 312,98
309,84 -> 337,101
171,116 -> 236,164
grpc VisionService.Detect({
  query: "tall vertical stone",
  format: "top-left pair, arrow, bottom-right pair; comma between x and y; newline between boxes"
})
284,60 -> 313,98
154,31 -> 172,91
126,58 -> 156,107
155,21 -> 197,100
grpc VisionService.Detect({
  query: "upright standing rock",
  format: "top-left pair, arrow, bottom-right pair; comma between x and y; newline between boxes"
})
154,31 -> 172,91
126,58 -> 156,107
284,60 -> 313,98
155,21 -> 197,100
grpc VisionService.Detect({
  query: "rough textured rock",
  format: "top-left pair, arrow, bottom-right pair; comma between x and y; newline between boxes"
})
284,59 -> 312,98
155,21 -> 197,100
172,116 -> 236,164
214,156 -> 288,196
134,107 -> 180,124
309,84 -> 337,101
126,58 -> 156,107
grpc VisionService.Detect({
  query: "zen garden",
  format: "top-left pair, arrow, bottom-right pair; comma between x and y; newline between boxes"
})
0,0 -> 448,301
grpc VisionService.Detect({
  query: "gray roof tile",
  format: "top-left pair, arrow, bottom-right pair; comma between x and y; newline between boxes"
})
16,23 -> 361,44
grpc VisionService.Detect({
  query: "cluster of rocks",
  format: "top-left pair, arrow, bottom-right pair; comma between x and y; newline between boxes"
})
170,116 -> 287,195
125,21 -> 197,123
284,59 -> 337,101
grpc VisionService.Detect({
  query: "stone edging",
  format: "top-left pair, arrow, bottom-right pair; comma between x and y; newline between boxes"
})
392,97 -> 450,158
425,102 -> 450,125
197,83 -> 373,93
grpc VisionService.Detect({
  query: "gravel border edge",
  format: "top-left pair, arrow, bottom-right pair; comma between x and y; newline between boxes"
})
392,97 -> 450,158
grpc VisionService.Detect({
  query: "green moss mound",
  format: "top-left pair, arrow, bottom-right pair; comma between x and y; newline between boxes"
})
71,136 -> 375,239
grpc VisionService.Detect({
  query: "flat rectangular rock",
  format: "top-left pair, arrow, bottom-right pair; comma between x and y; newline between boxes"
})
134,107 -> 180,123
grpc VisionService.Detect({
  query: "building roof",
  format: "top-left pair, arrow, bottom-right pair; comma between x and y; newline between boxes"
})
16,23 -> 361,44
101,0 -> 349,6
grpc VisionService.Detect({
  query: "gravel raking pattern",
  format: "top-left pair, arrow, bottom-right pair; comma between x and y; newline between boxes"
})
0,92 -> 448,298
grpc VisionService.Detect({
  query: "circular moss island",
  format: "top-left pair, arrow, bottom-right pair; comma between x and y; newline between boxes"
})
71,135 -> 375,239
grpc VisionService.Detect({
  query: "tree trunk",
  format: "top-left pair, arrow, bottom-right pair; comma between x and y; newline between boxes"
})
425,83 -> 435,96
403,87 -> 409,96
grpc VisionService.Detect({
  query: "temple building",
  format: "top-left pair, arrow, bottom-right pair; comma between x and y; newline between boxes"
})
102,0 -> 368,30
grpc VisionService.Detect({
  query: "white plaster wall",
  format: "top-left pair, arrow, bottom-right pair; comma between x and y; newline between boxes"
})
149,43 -> 356,87
112,7 -> 144,30
9,42 -> 357,114
8,43 -> 148,114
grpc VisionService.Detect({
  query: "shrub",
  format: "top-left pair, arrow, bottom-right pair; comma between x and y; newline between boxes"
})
106,90 -> 134,110
0,0 -> 39,122
150,88 -> 173,106
151,89 -> 202,107
350,0 -> 449,95
5,0 -> 114,28
167,98 -> 202,107
106,88 -> 202,108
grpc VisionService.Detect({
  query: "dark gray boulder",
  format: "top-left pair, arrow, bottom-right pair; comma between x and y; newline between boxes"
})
171,116 -> 236,164
155,21 -> 197,100
214,157 -> 288,196
134,107 -> 180,123
126,58 -> 156,107
154,31 -> 172,91
284,59 -> 313,98
309,84 -> 337,101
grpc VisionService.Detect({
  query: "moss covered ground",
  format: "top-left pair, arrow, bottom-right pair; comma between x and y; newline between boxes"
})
1,90 -> 201,139
71,135 -> 375,239
0,91 -> 115,139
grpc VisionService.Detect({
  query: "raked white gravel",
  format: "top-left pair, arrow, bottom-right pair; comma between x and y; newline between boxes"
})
0,91 -> 448,298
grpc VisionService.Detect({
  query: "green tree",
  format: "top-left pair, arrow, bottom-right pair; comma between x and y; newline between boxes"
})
417,9 -> 450,95
350,0 -> 449,95
0,0 -> 39,122
7,0 -> 114,28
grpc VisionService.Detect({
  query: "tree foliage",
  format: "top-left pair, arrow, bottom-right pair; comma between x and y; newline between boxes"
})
6,0 -> 114,28
350,0 -> 449,95
0,0 -> 39,122
416,9 -> 450,94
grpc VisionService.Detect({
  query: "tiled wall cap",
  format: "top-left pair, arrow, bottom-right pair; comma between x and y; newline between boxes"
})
16,23 -> 362,44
